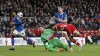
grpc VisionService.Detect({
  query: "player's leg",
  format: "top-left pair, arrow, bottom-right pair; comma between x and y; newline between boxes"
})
9,30 -> 18,50
74,30 -> 93,44
47,44 -> 58,52
68,24 -> 83,51
60,42 -> 68,51
71,30 -> 82,46
70,37 -> 81,46
23,37 -> 35,47
62,31 -> 73,51
48,38 -> 66,52
20,30 -> 35,47
87,35 -> 93,43
69,37 -> 83,51
54,39 -> 68,51
54,38 -> 68,51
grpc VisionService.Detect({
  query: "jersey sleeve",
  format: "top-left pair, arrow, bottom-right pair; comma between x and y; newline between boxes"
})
43,41 -> 48,49
55,13 -> 58,18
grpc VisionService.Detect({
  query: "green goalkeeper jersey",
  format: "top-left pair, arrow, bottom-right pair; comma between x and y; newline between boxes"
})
41,29 -> 54,49
41,29 -> 68,52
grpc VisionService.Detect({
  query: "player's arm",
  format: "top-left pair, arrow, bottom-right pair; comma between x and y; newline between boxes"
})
15,20 -> 22,25
49,16 -> 56,24
13,17 -> 22,25
43,41 -> 48,50
61,14 -> 67,23
55,13 -> 62,22
41,35 -> 48,50
61,19 -> 67,23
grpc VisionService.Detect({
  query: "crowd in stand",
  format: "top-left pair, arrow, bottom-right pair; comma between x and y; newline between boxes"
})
0,0 -> 100,38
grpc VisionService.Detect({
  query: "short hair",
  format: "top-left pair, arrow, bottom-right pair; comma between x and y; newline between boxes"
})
58,6 -> 64,9
46,24 -> 55,29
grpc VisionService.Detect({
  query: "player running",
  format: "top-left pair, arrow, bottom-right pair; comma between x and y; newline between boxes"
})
9,12 -> 35,50
40,27 -> 68,52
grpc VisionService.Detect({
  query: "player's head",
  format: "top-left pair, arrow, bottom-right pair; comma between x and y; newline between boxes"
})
51,24 -> 64,31
39,27 -> 45,33
48,24 -> 56,31
58,6 -> 64,13
17,12 -> 23,18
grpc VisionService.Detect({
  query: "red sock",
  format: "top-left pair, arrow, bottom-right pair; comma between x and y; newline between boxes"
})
72,39 -> 80,46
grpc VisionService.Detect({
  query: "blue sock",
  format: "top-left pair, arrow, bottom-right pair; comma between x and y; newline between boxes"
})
27,38 -> 33,44
56,32 -> 60,39
11,36 -> 14,47
67,40 -> 72,48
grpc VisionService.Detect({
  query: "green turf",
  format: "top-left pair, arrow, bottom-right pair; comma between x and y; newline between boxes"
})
0,44 -> 100,56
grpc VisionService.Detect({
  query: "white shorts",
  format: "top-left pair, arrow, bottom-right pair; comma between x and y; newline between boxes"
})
13,30 -> 26,36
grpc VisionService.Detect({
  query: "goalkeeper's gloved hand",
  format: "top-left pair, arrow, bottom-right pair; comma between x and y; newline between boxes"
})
44,40 -> 48,43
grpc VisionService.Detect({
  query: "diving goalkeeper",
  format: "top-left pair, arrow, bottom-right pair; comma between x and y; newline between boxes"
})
40,27 -> 68,52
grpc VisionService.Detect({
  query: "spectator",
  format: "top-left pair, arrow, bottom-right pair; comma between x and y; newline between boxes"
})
0,0 -> 100,37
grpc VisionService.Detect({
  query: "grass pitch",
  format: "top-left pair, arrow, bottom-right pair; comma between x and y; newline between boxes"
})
0,44 -> 100,56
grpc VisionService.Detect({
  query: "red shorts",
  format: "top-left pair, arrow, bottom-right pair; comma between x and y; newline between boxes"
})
66,24 -> 79,36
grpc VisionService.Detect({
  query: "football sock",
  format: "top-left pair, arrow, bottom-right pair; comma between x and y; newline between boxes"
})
72,39 -> 80,46
67,40 -> 72,48
27,38 -> 33,44
11,35 -> 15,48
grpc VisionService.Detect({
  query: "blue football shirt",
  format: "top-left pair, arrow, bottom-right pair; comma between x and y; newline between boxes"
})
55,12 -> 67,23
13,16 -> 24,32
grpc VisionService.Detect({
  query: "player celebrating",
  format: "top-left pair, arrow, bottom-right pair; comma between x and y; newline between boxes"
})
40,27 -> 68,52
9,12 -> 35,50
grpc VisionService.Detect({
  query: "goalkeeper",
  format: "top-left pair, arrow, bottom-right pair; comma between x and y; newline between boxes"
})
40,27 -> 68,52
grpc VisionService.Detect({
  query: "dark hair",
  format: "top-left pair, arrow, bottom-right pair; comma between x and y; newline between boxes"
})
46,24 -> 55,29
